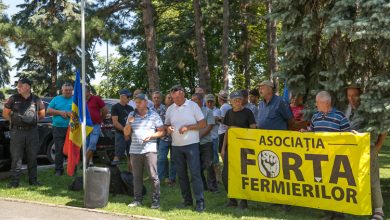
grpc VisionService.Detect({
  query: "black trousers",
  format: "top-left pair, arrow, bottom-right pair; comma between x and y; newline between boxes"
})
53,127 -> 68,172
199,142 -> 217,191
10,127 -> 40,184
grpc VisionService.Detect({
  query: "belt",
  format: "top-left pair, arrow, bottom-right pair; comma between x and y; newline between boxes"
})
12,126 -> 36,130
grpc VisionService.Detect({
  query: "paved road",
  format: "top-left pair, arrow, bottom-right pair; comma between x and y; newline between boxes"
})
0,199 -> 159,220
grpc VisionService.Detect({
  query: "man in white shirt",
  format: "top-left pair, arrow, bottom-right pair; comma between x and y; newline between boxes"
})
165,85 -> 206,212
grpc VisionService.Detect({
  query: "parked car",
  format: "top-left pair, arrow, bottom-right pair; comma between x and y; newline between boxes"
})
0,97 -> 118,171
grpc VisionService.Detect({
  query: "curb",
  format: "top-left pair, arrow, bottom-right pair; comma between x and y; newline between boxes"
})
0,197 -> 164,220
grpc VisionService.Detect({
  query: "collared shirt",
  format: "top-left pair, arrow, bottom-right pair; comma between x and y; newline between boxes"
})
87,95 -> 105,124
200,106 -> 215,144
150,104 -> 166,122
48,95 -> 73,127
129,110 -> 163,154
217,103 -> 232,135
208,107 -> 221,139
165,99 -> 204,146
257,95 -> 293,130
245,102 -> 259,124
310,108 -> 351,132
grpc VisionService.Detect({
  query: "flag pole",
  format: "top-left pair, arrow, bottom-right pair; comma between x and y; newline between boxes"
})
80,0 -> 88,195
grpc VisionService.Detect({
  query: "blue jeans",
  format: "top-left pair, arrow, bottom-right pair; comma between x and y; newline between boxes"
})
172,143 -> 204,203
157,139 -> 176,181
86,124 -> 101,151
212,137 -> 219,164
115,132 -> 130,158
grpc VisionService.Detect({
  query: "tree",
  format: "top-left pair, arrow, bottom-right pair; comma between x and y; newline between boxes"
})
265,0 -> 278,91
141,0 -> 159,93
0,2 -> 12,87
193,0 -> 211,92
221,0 -> 229,90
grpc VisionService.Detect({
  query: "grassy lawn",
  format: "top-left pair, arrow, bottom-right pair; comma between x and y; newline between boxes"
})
0,138 -> 389,220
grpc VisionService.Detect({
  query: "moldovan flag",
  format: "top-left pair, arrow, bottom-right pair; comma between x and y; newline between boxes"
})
63,70 -> 93,176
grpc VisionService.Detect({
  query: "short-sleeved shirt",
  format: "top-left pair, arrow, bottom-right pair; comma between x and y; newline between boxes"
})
310,108 -> 351,132
200,107 -> 215,144
291,105 -> 304,121
87,95 -> 105,124
223,108 -> 256,128
209,107 -> 221,139
217,103 -> 232,135
129,110 -> 163,154
5,93 -> 44,127
150,104 -> 166,122
48,95 -> 73,127
165,99 -> 205,146
345,104 -> 378,145
111,102 -> 134,132
257,95 -> 293,130
245,102 -> 259,124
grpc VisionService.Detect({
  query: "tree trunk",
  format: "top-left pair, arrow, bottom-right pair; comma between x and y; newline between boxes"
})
141,0 -> 159,93
222,0 -> 229,90
265,0 -> 279,92
242,23 -> 250,90
50,51 -> 57,97
193,0 -> 212,93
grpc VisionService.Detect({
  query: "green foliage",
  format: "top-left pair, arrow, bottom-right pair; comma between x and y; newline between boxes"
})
0,1 -> 11,86
273,0 -> 390,132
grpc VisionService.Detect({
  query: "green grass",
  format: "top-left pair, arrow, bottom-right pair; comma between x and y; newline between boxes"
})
0,139 -> 390,220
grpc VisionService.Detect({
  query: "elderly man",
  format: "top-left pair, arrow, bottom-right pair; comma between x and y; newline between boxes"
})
310,91 -> 350,220
124,93 -> 164,209
345,85 -> 387,220
191,93 -> 217,192
221,90 -> 256,209
111,89 -> 134,166
3,78 -> 45,187
165,85 -> 206,212
47,83 -> 74,176
216,90 -> 231,153
257,80 -> 306,131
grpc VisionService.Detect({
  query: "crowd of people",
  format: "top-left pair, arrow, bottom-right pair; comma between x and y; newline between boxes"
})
2,78 -> 388,220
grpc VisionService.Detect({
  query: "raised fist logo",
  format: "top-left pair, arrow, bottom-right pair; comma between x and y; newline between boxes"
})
258,150 -> 280,178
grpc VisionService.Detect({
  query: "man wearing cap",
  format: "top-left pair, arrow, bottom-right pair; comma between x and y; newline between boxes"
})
86,86 -> 108,166
216,90 -> 231,154
205,93 -> 222,189
257,80 -> 306,131
111,89 -> 134,166
125,93 -> 164,209
3,78 -> 45,187
191,93 -> 217,193
47,82 -> 74,176
221,90 -> 256,209
165,85 -> 206,212
345,85 -> 387,220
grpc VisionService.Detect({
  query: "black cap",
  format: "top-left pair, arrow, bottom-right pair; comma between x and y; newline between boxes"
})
134,93 -> 147,100
18,78 -> 32,86
119,89 -> 132,97
230,90 -> 243,99
170,85 -> 185,93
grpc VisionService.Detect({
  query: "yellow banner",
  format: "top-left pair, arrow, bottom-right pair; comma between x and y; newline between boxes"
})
227,128 -> 371,215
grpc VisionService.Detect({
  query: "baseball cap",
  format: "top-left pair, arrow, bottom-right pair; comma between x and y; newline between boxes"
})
18,78 -> 32,86
259,80 -> 274,88
230,90 -> 243,99
170,85 -> 185,93
204,94 -> 215,102
216,90 -> 229,100
119,89 -> 132,97
134,93 -> 147,100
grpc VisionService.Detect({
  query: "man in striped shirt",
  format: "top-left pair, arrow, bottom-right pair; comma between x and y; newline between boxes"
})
310,91 -> 350,132
125,93 -> 165,209
311,91 -> 350,220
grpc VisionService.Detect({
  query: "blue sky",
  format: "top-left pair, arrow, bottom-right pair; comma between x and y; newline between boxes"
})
3,0 -> 112,86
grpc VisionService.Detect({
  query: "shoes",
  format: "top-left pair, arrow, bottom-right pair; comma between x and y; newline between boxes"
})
195,200 -> 205,212
128,200 -> 142,207
208,188 -> 219,193
370,211 -> 384,220
226,199 -> 238,207
8,182 -> 19,188
88,161 -> 94,167
111,160 -> 120,166
55,170 -> 63,176
176,201 -> 193,209
167,179 -> 176,187
151,199 -> 160,209
29,181 -> 42,186
239,200 -> 248,209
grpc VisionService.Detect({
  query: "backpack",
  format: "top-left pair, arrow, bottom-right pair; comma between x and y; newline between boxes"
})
121,171 -> 147,197
108,165 -> 147,197
68,176 -> 83,191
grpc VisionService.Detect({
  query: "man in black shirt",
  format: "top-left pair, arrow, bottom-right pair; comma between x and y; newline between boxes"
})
2,78 -> 45,187
221,90 -> 256,209
111,89 -> 134,167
